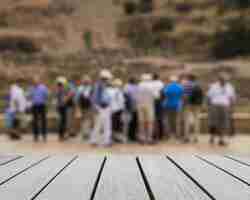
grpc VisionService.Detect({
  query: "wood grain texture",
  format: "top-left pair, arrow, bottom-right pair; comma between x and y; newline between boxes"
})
94,156 -> 150,200
140,156 -> 210,200
0,155 -> 22,166
0,155 -> 47,185
35,156 -> 104,200
198,155 -> 250,185
0,156 -> 75,200
169,155 -> 250,200
226,156 -> 250,166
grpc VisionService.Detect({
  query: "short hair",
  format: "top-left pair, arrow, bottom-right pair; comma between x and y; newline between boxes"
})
188,74 -> 196,81
152,73 -> 159,80
129,77 -> 137,84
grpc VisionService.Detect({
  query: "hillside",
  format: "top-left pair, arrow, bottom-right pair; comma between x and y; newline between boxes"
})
0,0 -> 250,100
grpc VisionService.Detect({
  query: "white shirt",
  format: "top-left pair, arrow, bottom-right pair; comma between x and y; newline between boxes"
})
10,84 -> 27,113
136,81 -> 155,106
150,80 -> 164,99
207,82 -> 236,107
107,87 -> 125,113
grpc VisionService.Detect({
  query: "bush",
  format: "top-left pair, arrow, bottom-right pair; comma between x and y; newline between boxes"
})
212,18 -> 250,58
123,1 -> 137,15
83,31 -> 93,50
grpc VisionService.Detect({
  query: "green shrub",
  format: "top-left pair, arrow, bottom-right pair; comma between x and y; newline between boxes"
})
83,31 -> 93,50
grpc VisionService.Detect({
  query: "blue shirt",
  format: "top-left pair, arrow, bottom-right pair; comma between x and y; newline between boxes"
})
30,84 -> 49,106
162,82 -> 184,111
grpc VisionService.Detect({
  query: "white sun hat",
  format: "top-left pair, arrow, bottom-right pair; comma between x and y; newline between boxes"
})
56,76 -> 67,85
100,69 -> 113,80
113,78 -> 123,87
141,73 -> 152,81
170,75 -> 178,82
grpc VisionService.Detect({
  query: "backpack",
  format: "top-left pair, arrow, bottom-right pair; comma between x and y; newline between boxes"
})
189,84 -> 203,105
79,88 -> 93,110
79,94 -> 92,110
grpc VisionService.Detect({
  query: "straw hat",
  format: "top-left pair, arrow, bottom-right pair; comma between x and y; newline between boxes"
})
56,76 -> 67,85
82,75 -> 91,83
141,73 -> 152,81
169,75 -> 178,82
112,78 -> 123,87
100,69 -> 113,80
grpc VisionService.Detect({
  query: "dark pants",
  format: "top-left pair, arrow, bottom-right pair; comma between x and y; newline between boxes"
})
112,110 -> 123,133
32,104 -> 47,141
58,106 -> 67,140
128,111 -> 138,141
154,99 -> 164,140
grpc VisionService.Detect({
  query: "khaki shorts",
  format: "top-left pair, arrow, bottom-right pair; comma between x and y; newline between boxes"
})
137,104 -> 155,123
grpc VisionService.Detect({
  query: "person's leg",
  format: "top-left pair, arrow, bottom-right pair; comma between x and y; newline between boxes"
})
184,106 -> 196,143
128,111 -> 137,141
32,106 -> 39,141
67,107 -> 76,137
176,110 -> 182,140
102,107 -> 112,146
168,110 -> 176,138
123,111 -> 130,142
90,110 -> 102,145
164,109 -> 171,139
208,105 -> 217,144
137,106 -> 146,143
193,106 -> 201,143
58,107 -> 67,141
219,106 -> 229,146
81,109 -> 92,140
40,105 -> 47,142
147,104 -> 155,144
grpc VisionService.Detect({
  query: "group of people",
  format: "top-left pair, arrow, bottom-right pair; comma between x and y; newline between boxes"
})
5,68 -> 236,147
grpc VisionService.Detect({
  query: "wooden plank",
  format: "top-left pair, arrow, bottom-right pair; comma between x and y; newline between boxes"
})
0,155 -> 22,166
198,155 -> 250,185
94,156 -> 150,200
34,156 -> 104,200
226,156 -> 250,167
0,155 -> 48,185
139,156 -> 210,200
168,155 -> 250,200
0,155 -> 76,200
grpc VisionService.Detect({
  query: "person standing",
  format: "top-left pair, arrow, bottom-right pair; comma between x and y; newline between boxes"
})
108,78 -> 126,143
150,73 -> 164,140
136,74 -> 156,144
77,75 -> 94,139
162,75 -> 184,139
7,81 -> 27,140
183,74 -> 204,143
55,77 -> 68,141
65,80 -> 77,137
207,74 -> 236,146
124,77 -> 139,141
29,76 -> 49,142
90,69 -> 113,147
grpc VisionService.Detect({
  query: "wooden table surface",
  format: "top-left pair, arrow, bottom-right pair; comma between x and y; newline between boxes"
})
0,154 -> 250,200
